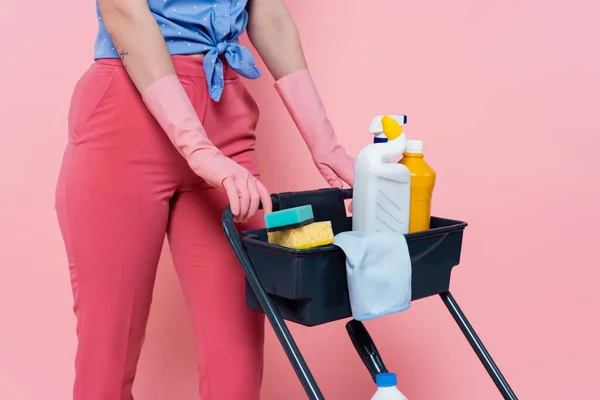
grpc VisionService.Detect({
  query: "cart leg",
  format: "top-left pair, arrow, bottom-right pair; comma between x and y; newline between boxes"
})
346,320 -> 388,382
439,292 -> 518,400
223,214 -> 325,400
262,303 -> 324,400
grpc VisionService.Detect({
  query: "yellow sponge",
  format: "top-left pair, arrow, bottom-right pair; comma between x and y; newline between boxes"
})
267,221 -> 334,250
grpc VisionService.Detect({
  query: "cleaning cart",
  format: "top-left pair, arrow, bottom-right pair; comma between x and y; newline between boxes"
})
222,188 -> 518,399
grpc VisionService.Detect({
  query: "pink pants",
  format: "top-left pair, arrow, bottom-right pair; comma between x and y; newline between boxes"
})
55,56 -> 265,400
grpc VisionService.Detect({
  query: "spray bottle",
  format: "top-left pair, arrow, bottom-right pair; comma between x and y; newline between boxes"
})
352,115 -> 411,233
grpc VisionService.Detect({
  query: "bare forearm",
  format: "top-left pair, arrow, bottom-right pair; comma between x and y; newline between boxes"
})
98,0 -> 176,92
246,0 -> 307,80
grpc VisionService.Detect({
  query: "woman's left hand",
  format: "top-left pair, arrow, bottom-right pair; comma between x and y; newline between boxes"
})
313,146 -> 355,189
245,0 -> 355,206
314,147 -> 355,213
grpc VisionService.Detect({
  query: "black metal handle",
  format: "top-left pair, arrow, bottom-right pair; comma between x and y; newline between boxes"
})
346,320 -> 388,382
241,188 -> 352,214
220,188 -> 351,399
222,204 -> 325,400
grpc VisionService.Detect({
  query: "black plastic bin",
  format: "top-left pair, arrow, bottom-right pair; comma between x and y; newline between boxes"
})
242,212 -> 466,326
222,188 -> 518,400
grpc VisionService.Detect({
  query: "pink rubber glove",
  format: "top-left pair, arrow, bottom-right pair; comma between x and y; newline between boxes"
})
142,75 -> 272,221
275,69 -> 355,189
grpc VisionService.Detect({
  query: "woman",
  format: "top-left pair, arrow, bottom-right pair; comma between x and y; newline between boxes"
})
55,0 -> 354,399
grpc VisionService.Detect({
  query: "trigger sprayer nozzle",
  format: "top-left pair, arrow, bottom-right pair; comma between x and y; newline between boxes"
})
381,115 -> 404,140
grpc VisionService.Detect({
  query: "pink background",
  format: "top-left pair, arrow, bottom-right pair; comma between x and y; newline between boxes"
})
1,0 -> 599,399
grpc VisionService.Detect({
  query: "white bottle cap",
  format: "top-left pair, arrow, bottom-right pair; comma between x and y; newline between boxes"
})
405,139 -> 423,153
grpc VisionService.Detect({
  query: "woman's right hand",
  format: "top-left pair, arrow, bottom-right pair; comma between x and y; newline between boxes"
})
188,148 -> 272,223
98,1 -> 272,223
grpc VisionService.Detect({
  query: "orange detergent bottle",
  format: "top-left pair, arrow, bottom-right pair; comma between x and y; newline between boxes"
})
399,140 -> 436,233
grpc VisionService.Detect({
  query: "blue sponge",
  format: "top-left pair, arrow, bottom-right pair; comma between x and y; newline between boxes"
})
264,205 -> 314,232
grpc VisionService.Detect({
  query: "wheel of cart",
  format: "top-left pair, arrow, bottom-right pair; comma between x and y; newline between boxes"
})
222,188 -> 518,400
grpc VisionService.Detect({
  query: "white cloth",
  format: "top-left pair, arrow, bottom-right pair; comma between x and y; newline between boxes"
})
334,231 -> 412,321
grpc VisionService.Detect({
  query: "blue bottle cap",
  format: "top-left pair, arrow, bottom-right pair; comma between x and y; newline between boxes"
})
375,372 -> 397,387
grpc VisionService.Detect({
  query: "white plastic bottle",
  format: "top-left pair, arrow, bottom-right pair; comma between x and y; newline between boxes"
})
371,373 -> 408,400
352,115 -> 411,233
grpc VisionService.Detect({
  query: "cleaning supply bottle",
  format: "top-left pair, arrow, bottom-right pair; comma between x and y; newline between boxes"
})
371,373 -> 408,400
352,115 -> 411,233
399,140 -> 436,233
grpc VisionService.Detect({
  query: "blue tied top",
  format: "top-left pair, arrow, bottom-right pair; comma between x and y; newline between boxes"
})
202,39 -> 261,101
93,0 -> 261,102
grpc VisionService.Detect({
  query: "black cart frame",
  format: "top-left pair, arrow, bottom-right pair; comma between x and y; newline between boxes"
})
222,188 -> 517,399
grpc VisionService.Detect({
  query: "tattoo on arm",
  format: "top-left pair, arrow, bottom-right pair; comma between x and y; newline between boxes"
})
117,48 -> 129,68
